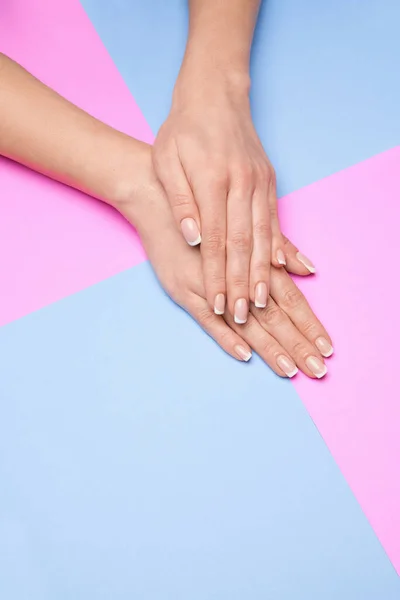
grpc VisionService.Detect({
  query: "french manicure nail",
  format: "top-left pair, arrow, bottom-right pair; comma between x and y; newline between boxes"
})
277,355 -> 298,378
277,249 -> 286,265
181,217 -> 201,246
255,282 -> 268,308
315,336 -> 334,357
235,345 -> 252,362
306,355 -> 328,378
296,252 -> 316,273
214,293 -> 225,315
234,298 -> 248,324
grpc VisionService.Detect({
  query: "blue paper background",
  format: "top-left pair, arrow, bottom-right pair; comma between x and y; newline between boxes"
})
1,0 -> 399,597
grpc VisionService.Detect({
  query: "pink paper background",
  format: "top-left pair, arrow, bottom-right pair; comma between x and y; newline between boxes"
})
281,146 -> 400,574
0,0 -> 152,327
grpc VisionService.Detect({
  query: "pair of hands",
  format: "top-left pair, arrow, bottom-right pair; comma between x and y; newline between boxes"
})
152,74 -> 316,324
118,144 -> 333,380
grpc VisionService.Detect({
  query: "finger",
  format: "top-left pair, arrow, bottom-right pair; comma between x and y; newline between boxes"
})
250,298 -> 327,379
224,311 -> 298,378
265,170 -> 317,275
153,143 -> 201,246
187,292 -> 252,362
194,175 -> 227,316
226,174 -> 253,324
280,235 -> 317,276
270,267 -> 334,359
250,178 -> 271,310
267,170 -> 288,269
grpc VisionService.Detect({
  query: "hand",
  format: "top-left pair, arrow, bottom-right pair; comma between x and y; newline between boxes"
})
152,71 -> 315,326
117,145 -> 332,379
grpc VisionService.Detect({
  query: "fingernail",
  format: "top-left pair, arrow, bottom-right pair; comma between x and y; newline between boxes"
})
306,356 -> 327,378
235,345 -> 252,362
181,218 -> 201,246
214,293 -> 225,315
255,282 -> 268,308
296,252 -> 316,273
234,298 -> 248,324
277,249 -> 286,266
315,336 -> 334,358
277,355 -> 298,378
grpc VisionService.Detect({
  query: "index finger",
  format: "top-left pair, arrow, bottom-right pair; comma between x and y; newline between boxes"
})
152,143 -> 202,247
269,268 -> 334,358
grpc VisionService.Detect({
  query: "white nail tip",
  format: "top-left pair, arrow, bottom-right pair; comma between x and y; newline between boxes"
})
278,258 -> 287,265
234,317 -> 247,324
321,347 -> 334,358
287,368 -> 299,378
298,258 -> 316,273
315,367 -> 328,379
254,301 -> 267,309
187,235 -> 202,247
214,308 -> 224,315
235,346 -> 252,361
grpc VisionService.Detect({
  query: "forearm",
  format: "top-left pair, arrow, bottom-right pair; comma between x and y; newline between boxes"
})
0,53 -> 141,207
176,0 -> 261,100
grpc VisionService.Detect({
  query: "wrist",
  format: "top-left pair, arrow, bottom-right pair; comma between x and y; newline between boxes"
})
173,56 -> 251,109
99,135 -> 151,210
105,139 -> 167,236
109,141 -> 177,258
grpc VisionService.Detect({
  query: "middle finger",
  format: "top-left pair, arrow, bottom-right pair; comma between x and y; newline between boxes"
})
226,174 -> 253,324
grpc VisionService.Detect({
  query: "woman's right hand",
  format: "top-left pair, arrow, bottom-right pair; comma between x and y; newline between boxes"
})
115,143 -> 333,379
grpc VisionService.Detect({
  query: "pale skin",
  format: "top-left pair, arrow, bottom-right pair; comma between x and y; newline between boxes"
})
153,0 -> 316,325
0,53 -> 333,378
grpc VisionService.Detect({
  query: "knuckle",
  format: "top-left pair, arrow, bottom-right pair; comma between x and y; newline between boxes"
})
205,230 -> 226,255
260,339 -> 278,357
230,277 -> 248,290
281,287 -> 303,309
269,204 -> 279,221
302,319 -> 318,336
291,341 -> 309,357
207,167 -> 229,190
261,305 -> 284,326
216,328 -> 231,347
256,164 -> 269,185
196,307 -> 215,328
234,163 -> 255,189
253,219 -> 271,239
228,230 -> 252,253
252,259 -> 269,276
257,162 -> 275,185
171,192 -> 192,209
205,152 -> 226,171
209,273 -> 226,289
